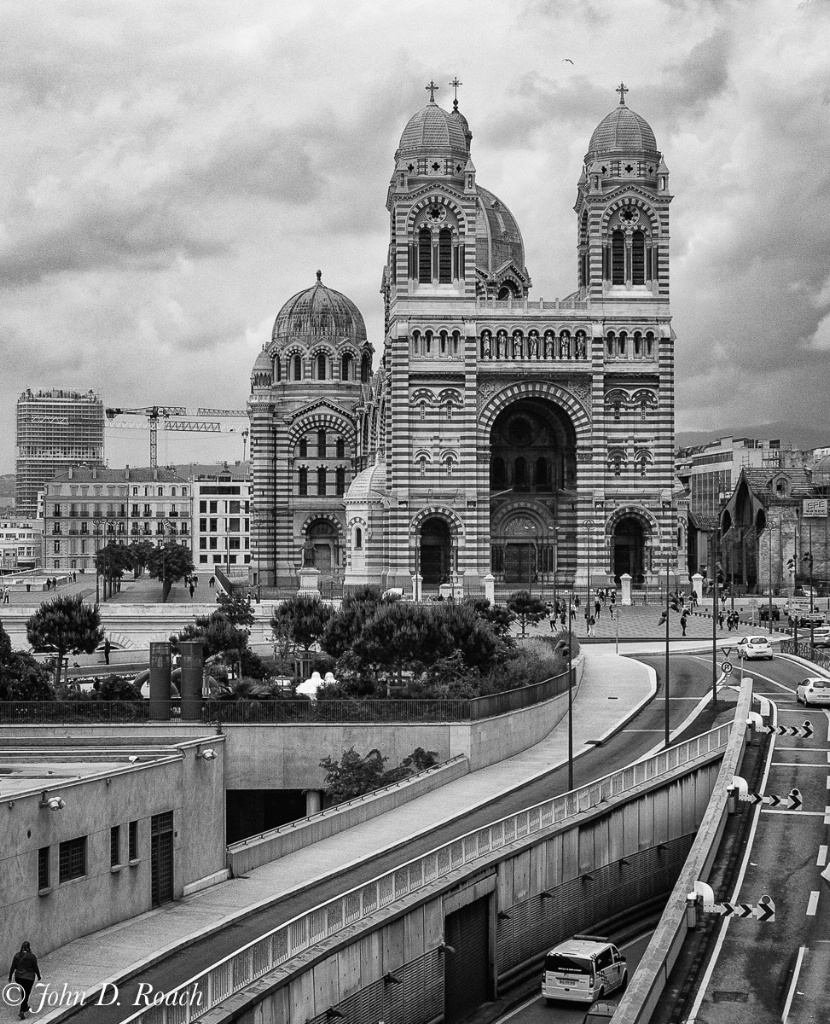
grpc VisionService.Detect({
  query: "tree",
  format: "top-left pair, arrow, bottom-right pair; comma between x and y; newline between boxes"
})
506,590 -> 548,637
26,595 -> 104,688
321,586 -> 384,659
127,540 -> 155,578
216,589 -> 255,629
146,541 -> 194,601
351,602 -> 450,692
95,541 -> 133,599
319,747 -> 390,802
0,622 -> 53,700
270,595 -> 334,660
463,597 -> 516,643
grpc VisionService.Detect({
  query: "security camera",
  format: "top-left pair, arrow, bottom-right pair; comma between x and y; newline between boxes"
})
40,794 -> 66,811
196,748 -> 217,761
127,755 -> 140,763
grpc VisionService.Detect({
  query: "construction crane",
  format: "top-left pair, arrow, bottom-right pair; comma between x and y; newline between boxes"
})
105,406 -> 249,467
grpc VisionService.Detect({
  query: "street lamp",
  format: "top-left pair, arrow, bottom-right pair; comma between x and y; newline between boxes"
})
250,506 -> 262,603
92,516 -> 118,605
803,537 -> 815,649
767,524 -> 774,636
664,551 -> 671,748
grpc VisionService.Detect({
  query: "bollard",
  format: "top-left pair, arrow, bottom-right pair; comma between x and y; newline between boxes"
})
149,642 -> 172,721
179,641 -> 204,721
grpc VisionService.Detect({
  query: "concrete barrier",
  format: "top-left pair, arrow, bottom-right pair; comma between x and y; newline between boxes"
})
227,754 -> 469,873
612,677 -> 754,1023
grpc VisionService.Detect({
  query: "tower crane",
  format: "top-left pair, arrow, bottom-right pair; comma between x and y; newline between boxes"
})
105,406 -> 249,467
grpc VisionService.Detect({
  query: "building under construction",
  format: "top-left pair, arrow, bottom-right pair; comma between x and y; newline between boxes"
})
15,389 -> 105,516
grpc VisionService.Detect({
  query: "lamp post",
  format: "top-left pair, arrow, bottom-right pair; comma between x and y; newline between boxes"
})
567,593 -> 574,791
664,551 -> 671,748
158,517 -> 173,599
803,532 -> 814,648
767,524 -> 774,636
251,506 -> 262,603
92,516 -> 117,605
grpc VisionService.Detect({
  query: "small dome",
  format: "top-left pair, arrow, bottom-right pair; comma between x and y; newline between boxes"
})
272,271 -> 367,345
398,102 -> 468,159
252,348 -> 271,373
345,460 -> 387,502
588,98 -> 657,155
475,186 -> 526,277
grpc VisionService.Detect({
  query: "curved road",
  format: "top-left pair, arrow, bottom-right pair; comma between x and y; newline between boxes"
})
57,648 -> 737,1024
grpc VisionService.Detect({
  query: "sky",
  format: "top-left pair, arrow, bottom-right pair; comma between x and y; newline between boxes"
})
2,0 -> 830,475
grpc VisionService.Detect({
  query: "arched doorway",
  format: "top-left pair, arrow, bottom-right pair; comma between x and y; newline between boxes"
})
612,517 -> 646,583
420,517 -> 452,585
305,519 -> 339,573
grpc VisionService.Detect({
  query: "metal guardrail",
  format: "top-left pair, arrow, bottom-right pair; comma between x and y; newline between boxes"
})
117,721 -> 732,1024
780,639 -> 830,672
0,671 -> 570,725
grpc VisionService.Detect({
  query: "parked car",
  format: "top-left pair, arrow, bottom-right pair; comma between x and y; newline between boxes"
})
736,636 -> 774,660
810,628 -> 830,649
758,605 -> 780,622
796,677 -> 830,706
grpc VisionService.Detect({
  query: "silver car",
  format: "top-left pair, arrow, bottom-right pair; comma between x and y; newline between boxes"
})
736,636 -> 773,660
796,677 -> 830,706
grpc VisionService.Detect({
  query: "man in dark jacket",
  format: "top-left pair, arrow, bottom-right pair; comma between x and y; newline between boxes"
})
8,941 -> 41,1019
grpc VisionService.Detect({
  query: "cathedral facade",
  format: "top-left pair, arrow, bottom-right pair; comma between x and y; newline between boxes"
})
248,85 -> 681,594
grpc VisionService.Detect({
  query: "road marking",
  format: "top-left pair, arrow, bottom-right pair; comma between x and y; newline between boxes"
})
782,945 -> 807,1023
762,809 -> 826,816
773,762 -> 829,768
818,845 -> 828,867
827,776 -> 830,789
826,806 -> 830,825
807,891 -> 820,916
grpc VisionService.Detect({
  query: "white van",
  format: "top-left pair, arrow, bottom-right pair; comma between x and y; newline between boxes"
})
541,934 -> 627,1004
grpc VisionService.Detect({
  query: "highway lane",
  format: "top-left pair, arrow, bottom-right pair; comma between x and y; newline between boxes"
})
60,649 -> 734,1024
493,933 -> 653,1024
683,652 -> 830,1023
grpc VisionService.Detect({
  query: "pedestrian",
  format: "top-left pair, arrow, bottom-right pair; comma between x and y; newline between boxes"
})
584,605 -> 590,633
559,609 -> 566,627
570,604 -> 577,623
600,588 -> 607,606
718,610 -> 724,629
209,576 -> 215,589
587,614 -> 596,637
549,611 -> 557,631
594,597 -> 601,620
8,940 -> 41,1019
658,610 -> 668,626
609,603 -> 614,620
103,638 -> 111,665
574,593 -> 580,610
680,612 -> 688,637
610,590 -> 616,608
189,582 -> 195,599
3,587 -> 9,604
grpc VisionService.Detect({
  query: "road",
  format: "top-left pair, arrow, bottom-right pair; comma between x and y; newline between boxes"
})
493,933 -> 653,1024
680,653 -> 830,1024
59,648 -> 735,1024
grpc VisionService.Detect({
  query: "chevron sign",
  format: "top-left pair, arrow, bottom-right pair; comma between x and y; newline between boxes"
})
741,788 -> 802,809
703,895 -> 775,922
758,721 -> 813,738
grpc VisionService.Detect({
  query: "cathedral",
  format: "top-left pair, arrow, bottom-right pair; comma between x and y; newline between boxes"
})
248,83 -> 681,595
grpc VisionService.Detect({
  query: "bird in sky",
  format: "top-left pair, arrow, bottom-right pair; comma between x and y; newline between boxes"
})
563,58 -> 574,63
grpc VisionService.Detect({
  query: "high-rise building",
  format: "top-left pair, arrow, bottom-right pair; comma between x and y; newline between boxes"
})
249,85 -> 680,592
15,389 -> 105,516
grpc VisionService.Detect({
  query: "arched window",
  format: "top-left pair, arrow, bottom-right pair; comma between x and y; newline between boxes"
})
418,227 -> 432,283
534,458 -> 548,490
317,430 -> 326,457
336,467 -> 345,496
645,332 -> 654,357
617,332 -> 627,356
632,231 -> 645,284
299,437 -> 307,458
438,229 -> 452,283
336,437 -> 345,458
419,400 -> 426,420
354,527 -> 363,550
611,230 -> 625,284
440,330 -> 447,355
298,467 -> 307,496
341,353 -> 352,380
274,357 -> 281,381
607,334 -> 615,357
293,355 -> 302,381
362,418 -> 369,447
361,354 -> 370,382
317,467 -> 327,496
491,457 -> 507,489
316,353 -> 327,380
444,456 -> 455,477
424,330 -> 432,354
515,457 -> 528,491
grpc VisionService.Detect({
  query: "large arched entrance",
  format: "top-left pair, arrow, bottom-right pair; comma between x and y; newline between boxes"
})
419,517 -> 452,585
304,519 -> 340,573
612,516 -> 647,583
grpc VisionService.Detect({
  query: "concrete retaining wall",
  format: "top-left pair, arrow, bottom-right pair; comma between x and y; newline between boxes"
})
227,755 -> 470,874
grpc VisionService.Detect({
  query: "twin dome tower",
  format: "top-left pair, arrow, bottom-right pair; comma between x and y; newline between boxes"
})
248,82 -> 679,595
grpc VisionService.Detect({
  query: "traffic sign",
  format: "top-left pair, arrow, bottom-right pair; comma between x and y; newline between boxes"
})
740,788 -> 802,809
757,721 -> 813,738
703,895 -> 775,922
721,661 -> 733,675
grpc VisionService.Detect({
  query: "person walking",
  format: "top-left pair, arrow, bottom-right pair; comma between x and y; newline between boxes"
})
680,611 -> 688,637
594,597 -> 601,621
209,575 -> 215,589
717,610 -> 724,630
103,638 -> 111,665
8,940 -> 41,1019
189,581 -> 195,599
587,613 -> 596,637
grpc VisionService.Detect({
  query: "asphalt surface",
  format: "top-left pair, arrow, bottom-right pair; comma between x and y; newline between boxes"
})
55,647 -> 736,1024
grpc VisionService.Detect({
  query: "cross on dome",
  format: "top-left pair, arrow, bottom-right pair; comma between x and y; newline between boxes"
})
616,82 -> 629,105
425,80 -> 439,102
316,269 -> 322,282
449,76 -> 463,107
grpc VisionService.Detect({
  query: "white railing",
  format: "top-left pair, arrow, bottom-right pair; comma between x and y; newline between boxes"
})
119,723 -> 731,1024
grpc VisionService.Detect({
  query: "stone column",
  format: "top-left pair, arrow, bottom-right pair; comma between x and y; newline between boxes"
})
691,573 -> 704,604
305,790 -> 323,816
620,573 -> 633,606
411,573 -> 422,602
149,642 -> 171,721
483,573 -> 495,605
179,641 -> 204,721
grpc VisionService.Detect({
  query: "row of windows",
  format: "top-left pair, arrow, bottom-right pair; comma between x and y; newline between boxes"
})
58,485 -> 187,498
275,353 -> 371,383
297,467 -> 347,496
297,432 -> 347,459
38,820 -> 138,891
198,500 -> 248,514
199,537 -> 249,550
198,553 -> 251,564
198,518 -> 248,533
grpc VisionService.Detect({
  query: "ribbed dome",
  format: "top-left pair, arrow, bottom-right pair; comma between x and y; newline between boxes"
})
475,186 -> 526,276
399,102 -> 468,157
272,272 -> 367,344
345,460 -> 387,501
252,348 -> 271,372
588,103 -> 657,155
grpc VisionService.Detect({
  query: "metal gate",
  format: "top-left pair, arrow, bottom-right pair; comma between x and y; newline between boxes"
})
444,897 -> 490,1024
150,811 -> 174,906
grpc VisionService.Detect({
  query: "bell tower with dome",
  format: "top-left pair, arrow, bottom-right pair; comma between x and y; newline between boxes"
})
249,82 -> 681,595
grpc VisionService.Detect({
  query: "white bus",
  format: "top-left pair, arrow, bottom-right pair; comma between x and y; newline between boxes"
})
541,935 -> 627,1004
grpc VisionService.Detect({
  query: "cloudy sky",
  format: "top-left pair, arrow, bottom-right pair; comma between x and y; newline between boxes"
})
2,0 -> 829,475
